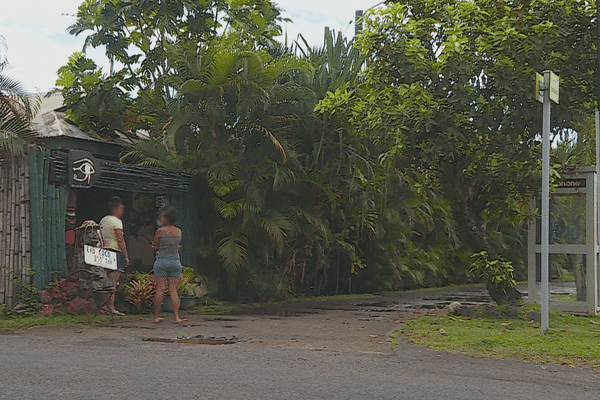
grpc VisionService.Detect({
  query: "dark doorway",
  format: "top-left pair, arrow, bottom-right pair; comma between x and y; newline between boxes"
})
75,188 -> 158,272
75,188 -> 131,227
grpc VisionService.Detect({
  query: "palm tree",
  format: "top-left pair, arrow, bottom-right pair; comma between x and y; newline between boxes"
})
0,35 -> 38,155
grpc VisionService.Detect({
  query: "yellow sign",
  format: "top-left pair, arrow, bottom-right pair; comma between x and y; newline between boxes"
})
548,71 -> 559,104
535,71 -> 560,104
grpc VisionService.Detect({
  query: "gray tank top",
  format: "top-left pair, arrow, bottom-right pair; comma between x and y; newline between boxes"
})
158,228 -> 181,253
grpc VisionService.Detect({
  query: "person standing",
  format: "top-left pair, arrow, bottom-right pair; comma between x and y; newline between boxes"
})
99,196 -> 129,316
152,207 -> 187,324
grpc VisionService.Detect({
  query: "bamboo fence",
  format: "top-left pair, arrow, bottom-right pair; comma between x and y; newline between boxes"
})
0,150 -> 32,305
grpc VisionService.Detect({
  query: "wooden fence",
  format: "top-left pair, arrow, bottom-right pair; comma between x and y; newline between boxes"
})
0,151 -> 32,305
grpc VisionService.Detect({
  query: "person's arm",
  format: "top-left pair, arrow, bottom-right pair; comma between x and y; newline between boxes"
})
115,228 -> 130,266
151,229 -> 162,251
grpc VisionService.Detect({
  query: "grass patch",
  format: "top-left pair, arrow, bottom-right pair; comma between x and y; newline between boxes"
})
553,294 -> 579,302
284,293 -> 377,303
0,313 -> 137,332
189,303 -> 243,315
400,303 -> 600,369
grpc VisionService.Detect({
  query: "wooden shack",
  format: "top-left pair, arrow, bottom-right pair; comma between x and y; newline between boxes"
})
0,98 -> 198,305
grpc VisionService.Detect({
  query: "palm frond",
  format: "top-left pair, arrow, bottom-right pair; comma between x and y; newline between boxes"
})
217,230 -> 249,272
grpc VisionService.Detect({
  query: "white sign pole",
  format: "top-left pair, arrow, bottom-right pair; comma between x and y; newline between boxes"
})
540,71 -> 552,333
596,110 -> 599,254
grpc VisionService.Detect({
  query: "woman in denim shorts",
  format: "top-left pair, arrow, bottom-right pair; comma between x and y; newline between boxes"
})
151,207 -> 187,324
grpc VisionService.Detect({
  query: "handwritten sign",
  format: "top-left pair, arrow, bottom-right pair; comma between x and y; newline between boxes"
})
84,245 -> 117,270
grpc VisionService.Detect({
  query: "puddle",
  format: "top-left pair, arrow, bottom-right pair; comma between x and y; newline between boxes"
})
142,335 -> 240,345
356,290 -> 494,311
205,317 -> 238,322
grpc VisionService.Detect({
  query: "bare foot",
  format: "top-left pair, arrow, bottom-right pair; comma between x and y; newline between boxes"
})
154,317 -> 165,324
175,318 -> 188,325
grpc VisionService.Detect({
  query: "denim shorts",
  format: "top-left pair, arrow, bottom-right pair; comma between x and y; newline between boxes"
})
153,253 -> 182,279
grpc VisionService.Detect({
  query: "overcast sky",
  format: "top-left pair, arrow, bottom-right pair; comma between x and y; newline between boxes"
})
0,0 -> 381,93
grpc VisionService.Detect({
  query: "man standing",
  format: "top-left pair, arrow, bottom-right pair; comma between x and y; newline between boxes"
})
99,196 -> 129,316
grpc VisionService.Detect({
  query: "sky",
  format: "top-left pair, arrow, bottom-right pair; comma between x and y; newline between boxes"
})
0,0 -> 382,93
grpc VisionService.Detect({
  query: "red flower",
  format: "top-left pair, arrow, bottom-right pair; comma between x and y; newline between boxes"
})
40,290 -> 53,304
39,304 -> 54,316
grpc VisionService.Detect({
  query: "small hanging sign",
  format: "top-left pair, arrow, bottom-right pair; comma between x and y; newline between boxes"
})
84,245 -> 118,270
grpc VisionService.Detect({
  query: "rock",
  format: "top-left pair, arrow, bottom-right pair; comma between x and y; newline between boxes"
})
458,306 -> 475,317
487,284 -> 523,305
527,311 -> 541,322
448,302 -> 462,315
506,306 -> 520,319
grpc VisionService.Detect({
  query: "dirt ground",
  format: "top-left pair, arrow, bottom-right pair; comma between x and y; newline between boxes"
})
21,295 -> 438,356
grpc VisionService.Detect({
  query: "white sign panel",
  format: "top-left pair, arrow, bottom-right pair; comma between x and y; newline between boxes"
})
84,245 -> 118,270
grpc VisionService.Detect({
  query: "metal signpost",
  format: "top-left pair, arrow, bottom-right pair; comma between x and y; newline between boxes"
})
536,70 -> 560,332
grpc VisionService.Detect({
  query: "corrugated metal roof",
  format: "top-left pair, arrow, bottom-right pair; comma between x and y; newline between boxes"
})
33,110 -> 108,142
32,94 -> 150,145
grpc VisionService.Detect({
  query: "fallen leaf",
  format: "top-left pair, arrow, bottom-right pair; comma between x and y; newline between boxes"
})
439,328 -> 447,335
501,321 -> 512,327
368,334 -> 379,339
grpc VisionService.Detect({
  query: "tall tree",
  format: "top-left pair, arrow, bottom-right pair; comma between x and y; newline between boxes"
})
322,0 -> 597,273
59,0 -> 287,134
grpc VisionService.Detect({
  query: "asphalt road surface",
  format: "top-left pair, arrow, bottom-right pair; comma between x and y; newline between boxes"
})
1,288 -> 599,400
1,333 -> 599,400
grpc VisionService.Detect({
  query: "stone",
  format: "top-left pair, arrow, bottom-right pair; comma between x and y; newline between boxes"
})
448,302 -> 462,315
506,306 -> 520,319
527,311 -> 541,322
459,306 -> 475,317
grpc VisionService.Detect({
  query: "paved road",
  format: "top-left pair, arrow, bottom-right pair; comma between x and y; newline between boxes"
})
1,288 -> 599,400
0,333 -> 598,400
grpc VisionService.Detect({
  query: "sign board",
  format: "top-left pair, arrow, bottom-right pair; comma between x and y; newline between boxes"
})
535,71 -> 560,104
535,72 -> 544,104
155,195 -> 168,209
68,150 -> 101,188
84,245 -> 118,270
557,178 -> 586,188
548,71 -> 560,104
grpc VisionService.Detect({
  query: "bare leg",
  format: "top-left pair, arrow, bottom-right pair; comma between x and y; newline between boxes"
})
168,278 -> 186,323
107,270 -> 122,313
154,278 -> 167,323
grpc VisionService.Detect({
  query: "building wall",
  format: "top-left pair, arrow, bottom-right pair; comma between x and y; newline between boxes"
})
0,151 -> 32,305
29,148 -> 68,289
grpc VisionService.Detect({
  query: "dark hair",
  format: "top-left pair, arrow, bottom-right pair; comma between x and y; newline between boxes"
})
161,206 -> 178,225
108,196 -> 124,213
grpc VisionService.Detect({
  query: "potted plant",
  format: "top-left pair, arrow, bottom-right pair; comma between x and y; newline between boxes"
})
162,267 -> 208,311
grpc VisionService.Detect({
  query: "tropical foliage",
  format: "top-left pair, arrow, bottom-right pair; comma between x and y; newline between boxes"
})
56,0 -> 598,301
0,35 -> 38,155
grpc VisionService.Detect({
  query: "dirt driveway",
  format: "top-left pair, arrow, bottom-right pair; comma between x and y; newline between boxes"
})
13,285 -> 512,354
23,293 -> 436,356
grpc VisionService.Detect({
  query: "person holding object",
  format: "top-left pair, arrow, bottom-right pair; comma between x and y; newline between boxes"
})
99,196 -> 129,316
152,207 -> 187,324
